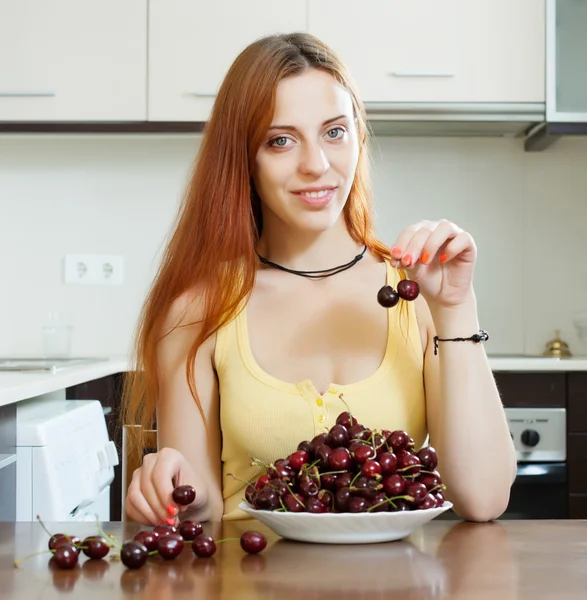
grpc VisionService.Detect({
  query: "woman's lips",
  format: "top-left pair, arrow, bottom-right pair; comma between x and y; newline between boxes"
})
292,188 -> 337,207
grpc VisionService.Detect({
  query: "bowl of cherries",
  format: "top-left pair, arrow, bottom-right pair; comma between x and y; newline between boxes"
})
239,411 -> 452,544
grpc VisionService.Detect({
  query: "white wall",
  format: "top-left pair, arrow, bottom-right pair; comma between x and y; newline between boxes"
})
1,134 -> 586,358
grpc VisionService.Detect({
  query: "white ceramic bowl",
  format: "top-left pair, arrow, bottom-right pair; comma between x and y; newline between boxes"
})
239,501 -> 453,544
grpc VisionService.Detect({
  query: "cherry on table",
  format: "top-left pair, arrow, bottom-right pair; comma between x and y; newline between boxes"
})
120,540 -> 148,569
179,520 -> 203,541
192,536 -> 216,558
52,544 -> 79,569
81,536 -> 110,559
134,530 -> 159,552
156,533 -> 184,560
240,531 -> 267,554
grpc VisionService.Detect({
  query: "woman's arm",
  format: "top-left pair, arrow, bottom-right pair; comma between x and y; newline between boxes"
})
155,292 -> 224,522
417,292 -> 517,522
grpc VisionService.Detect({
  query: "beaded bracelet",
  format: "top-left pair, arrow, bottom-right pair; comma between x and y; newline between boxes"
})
433,329 -> 489,355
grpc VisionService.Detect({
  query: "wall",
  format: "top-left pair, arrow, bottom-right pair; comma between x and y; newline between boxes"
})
1,134 -> 586,358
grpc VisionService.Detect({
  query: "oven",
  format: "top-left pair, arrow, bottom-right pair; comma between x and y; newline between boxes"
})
501,407 -> 567,519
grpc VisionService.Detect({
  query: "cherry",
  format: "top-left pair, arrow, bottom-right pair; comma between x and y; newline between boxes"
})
283,493 -> 305,512
397,453 -> 422,477
52,535 -> 81,554
397,279 -> 419,301
306,497 -> 328,513
120,541 -> 148,570
433,490 -> 446,507
81,536 -> 110,559
153,524 -> 177,536
179,520 -> 203,541
334,487 -> 351,511
347,496 -> 371,513
389,430 -> 410,453
310,433 -> 329,454
192,536 -> 216,558
240,531 -> 267,554
419,494 -> 438,510
378,452 -> 398,474
327,424 -> 349,448
134,530 -> 159,552
351,476 -> 381,500
255,474 -> 271,491
268,478 -> 289,497
254,487 -> 280,510
329,447 -> 352,470
156,533 -> 184,560
297,440 -> 313,455
245,485 -> 257,505
52,544 -> 78,569
352,443 -> 375,464
287,450 -> 309,470
405,482 -> 428,505
418,472 -> 441,491
417,447 -> 439,471
320,472 -> 338,490
383,473 -> 406,496
335,411 -> 357,428
361,460 -> 382,478
317,489 -> 334,509
348,424 -> 366,439
172,485 -> 196,506
377,285 -> 400,308
299,475 -> 319,497
269,460 -> 293,481
370,492 -> 390,512
394,500 -> 411,511
334,472 -> 353,490
315,445 -> 331,469
48,533 -> 67,551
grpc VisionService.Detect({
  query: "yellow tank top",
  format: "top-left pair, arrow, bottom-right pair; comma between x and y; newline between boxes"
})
215,260 -> 427,520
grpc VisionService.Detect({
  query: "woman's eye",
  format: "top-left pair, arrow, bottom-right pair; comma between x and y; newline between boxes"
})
326,127 -> 345,139
269,136 -> 292,147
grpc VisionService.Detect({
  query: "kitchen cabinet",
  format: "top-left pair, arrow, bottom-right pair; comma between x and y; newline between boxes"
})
307,0 -> 545,103
546,0 -> 587,121
148,0 -> 307,122
0,404 -> 16,521
0,0 -> 147,121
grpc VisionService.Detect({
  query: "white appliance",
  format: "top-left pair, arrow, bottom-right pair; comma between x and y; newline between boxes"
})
15,398 -> 119,522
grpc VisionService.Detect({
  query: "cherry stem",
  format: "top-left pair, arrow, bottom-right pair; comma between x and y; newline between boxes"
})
35,514 -> 53,538
429,484 -> 447,494
349,470 -> 362,488
13,548 -> 53,568
227,472 -> 256,488
95,515 -> 122,550
215,537 -> 239,544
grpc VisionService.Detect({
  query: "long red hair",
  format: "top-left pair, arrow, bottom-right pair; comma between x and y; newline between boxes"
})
121,32 -> 401,460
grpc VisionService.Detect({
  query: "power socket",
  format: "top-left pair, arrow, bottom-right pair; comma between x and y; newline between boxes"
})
64,254 -> 124,285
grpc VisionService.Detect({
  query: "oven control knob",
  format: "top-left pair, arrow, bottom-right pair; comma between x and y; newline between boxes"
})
521,429 -> 540,447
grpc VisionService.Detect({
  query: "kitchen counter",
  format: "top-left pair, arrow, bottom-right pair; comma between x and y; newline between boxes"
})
2,519 -> 587,599
0,356 -> 128,408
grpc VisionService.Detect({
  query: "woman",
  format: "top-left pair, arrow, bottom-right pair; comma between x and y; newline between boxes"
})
122,32 -> 516,525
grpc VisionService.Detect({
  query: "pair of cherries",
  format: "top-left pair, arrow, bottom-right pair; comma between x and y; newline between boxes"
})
377,279 -> 420,308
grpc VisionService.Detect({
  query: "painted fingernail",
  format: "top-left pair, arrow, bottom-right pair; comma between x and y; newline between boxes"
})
402,254 -> 413,267
164,517 -> 176,526
420,251 -> 430,265
391,246 -> 402,258
166,504 -> 178,517
440,253 -> 448,263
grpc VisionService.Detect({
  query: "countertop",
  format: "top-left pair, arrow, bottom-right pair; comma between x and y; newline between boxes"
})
3,519 -> 587,599
1,353 -> 587,408
0,356 -> 128,408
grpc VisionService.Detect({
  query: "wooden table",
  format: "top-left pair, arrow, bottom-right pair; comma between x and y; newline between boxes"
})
1,519 -> 586,599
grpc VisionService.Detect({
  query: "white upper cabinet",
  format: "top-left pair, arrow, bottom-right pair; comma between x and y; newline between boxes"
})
148,1 -> 307,121
308,0 -> 545,104
0,0 -> 147,121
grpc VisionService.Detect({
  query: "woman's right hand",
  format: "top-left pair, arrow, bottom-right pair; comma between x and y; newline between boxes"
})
125,447 -> 202,525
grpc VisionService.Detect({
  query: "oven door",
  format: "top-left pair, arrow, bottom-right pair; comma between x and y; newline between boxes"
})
500,462 -> 567,519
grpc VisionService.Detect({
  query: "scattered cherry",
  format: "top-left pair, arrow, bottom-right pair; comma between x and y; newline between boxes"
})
134,530 -> 159,552
240,532 -> 267,554
156,533 -> 184,560
120,540 -> 148,570
81,536 -> 110,559
52,544 -> 78,569
192,536 -> 216,558
172,485 -> 196,506
179,520 -> 203,541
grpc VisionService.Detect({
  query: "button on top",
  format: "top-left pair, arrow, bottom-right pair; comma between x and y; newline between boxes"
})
317,415 -> 325,423
316,398 -> 324,407
328,386 -> 337,394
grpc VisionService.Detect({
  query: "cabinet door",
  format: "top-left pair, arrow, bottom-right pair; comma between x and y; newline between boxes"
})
0,0 -> 147,121
308,0 -> 545,103
148,0 -> 307,121
546,0 -> 587,121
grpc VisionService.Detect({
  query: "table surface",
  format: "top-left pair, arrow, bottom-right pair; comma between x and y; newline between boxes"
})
1,519 -> 586,599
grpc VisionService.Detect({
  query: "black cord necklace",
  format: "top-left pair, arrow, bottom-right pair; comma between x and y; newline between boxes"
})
256,245 -> 368,279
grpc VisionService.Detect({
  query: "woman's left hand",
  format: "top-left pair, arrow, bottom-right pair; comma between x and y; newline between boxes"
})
389,219 -> 477,309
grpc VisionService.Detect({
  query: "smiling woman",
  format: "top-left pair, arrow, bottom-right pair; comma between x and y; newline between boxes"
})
120,32 -> 516,527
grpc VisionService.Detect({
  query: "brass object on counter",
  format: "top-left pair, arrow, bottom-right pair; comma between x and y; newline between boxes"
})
543,330 -> 572,358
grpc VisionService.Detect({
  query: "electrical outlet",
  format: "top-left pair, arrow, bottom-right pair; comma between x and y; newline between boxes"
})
64,254 -> 124,285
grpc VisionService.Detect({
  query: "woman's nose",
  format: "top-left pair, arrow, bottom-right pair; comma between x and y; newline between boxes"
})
298,142 -> 330,177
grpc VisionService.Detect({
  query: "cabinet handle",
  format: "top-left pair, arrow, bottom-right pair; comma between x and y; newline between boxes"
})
0,91 -> 56,97
389,72 -> 455,78
0,454 -> 16,471
188,92 -> 216,98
